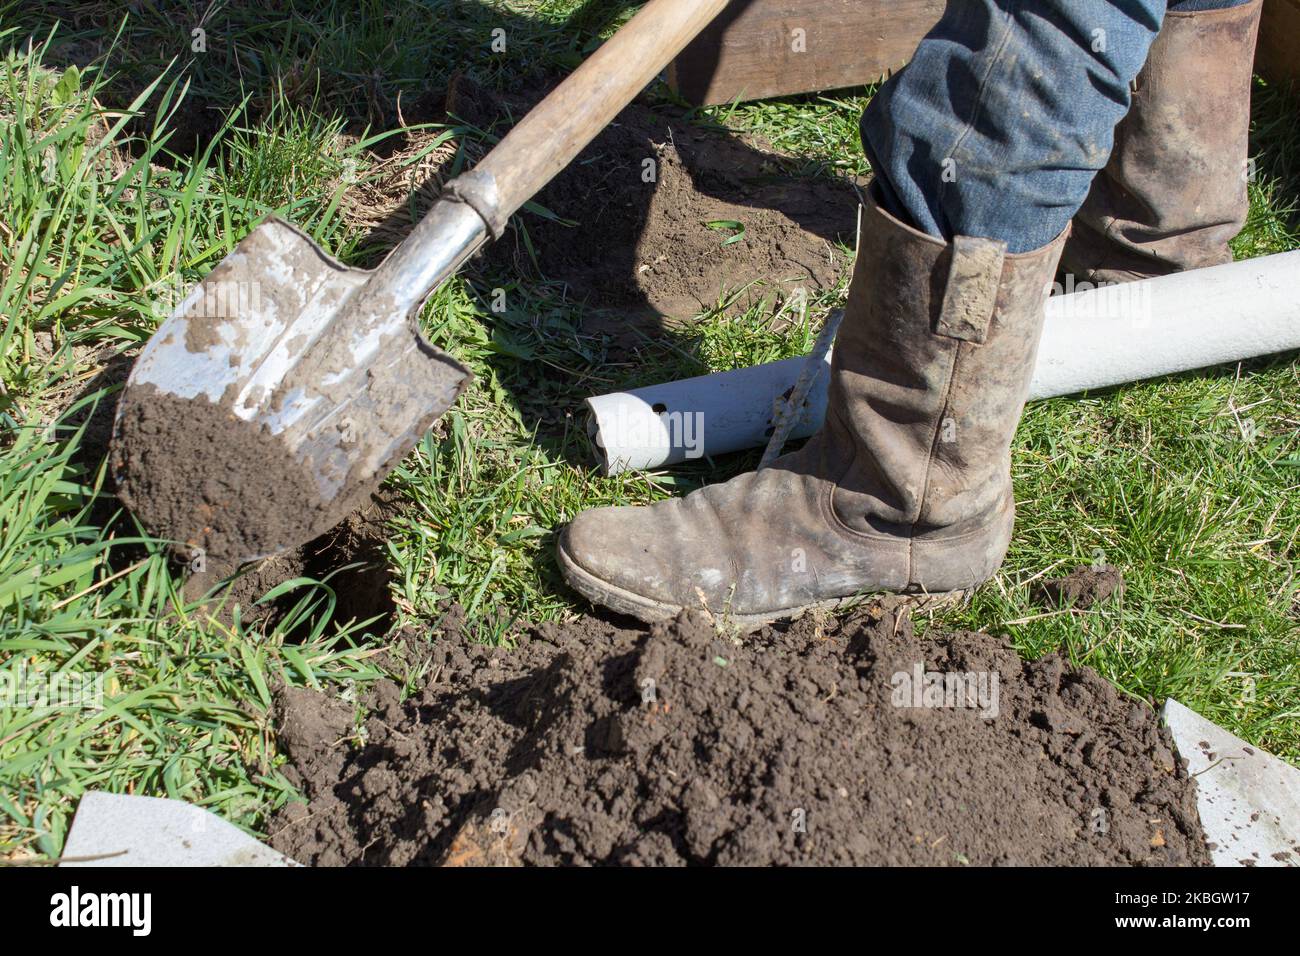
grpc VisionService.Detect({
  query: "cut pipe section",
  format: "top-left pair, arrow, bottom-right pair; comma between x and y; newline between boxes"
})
587,251 -> 1300,474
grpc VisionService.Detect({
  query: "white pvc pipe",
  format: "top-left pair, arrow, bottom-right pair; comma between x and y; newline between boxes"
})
587,251 -> 1300,474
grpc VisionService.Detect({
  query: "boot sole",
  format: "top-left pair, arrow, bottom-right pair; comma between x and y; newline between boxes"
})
556,532 -> 966,632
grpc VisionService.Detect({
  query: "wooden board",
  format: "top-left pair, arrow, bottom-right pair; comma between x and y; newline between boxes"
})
667,0 -> 944,106
1256,0 -> 1300,85
672,0 -> 1294,107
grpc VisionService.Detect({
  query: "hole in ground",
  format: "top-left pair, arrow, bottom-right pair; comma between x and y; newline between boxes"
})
209,493 -> 401,641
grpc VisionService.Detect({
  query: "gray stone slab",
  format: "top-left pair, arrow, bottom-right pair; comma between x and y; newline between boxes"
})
1162,698 -> 1300,867
60,791 -> 299,867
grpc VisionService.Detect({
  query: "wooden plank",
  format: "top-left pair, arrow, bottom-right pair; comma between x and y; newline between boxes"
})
672,0 -> 1294,107
667,0 -> 944,106
1256,0 -> 1300,85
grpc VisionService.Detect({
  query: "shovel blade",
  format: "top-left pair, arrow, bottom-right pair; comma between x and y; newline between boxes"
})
111,218 -> 470,567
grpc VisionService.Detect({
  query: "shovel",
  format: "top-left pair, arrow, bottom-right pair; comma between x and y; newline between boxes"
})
111,0 -> 731,569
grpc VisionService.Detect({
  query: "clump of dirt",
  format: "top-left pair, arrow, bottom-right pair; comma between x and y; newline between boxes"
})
198,496 -> 401,635
269,607 -> 1208,867
1036,564 -> 1125,610
35,344 -> 400,634
456,84 -> 860,320
111,384 -> 361,568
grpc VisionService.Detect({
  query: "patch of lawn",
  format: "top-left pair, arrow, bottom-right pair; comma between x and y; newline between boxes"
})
0,31 -> 414,858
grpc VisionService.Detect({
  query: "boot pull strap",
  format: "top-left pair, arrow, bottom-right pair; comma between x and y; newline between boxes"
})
937,236 -> 1007,344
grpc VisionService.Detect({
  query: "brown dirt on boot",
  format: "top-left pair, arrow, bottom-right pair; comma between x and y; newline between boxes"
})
559,191 -> 1066,628
1064,1 -> 1263,282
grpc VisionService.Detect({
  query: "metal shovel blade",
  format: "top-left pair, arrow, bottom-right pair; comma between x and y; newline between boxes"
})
62,791 -> 299,867
111,212 -> 475,567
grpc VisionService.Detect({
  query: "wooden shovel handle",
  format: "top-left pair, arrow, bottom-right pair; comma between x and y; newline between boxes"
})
467,0 -> 733,233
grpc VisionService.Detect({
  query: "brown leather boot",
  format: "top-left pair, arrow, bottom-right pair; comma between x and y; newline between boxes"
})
557,193 -> 1067,629
1063,0 -> 1262,283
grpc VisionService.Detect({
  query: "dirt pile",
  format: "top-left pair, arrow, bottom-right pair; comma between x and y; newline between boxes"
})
454,85 -> 859,321
269,607 -> 1208,866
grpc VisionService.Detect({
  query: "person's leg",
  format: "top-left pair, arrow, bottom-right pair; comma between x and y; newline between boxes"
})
560,190 -> 1067,628
1064,0 -> 1263,281
556,2 -> 1185,627
860,0 -> 1165,253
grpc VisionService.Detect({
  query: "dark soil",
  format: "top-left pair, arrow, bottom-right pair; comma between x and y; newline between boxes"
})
197,495 -> 401,636
36,354 -> 398,634
269,606 -> 1208,867
1037,564 -> 1125,610
111,384 -> 346,567
456,85 -> 860,321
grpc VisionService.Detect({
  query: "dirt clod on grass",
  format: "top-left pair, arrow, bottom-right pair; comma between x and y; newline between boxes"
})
1036,564 -> 1125,610
269,606 -> 1208,867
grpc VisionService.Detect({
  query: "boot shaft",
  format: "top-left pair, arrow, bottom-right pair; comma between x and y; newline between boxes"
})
827,194 -> 1066,533
1067,0 -> 1263,281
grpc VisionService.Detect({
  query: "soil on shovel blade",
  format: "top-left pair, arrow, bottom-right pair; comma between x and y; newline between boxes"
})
111,385 -> 340,566
269,606 -> 1209,867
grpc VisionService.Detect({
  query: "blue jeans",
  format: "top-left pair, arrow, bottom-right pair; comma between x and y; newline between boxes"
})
861,0 -> 1255,253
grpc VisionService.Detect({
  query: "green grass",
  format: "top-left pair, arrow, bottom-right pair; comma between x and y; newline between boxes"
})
1,3 -> 1298,859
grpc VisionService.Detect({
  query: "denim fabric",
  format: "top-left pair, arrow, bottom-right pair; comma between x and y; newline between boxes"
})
1169,0 -> 1251,10
860,0 -> 1251,253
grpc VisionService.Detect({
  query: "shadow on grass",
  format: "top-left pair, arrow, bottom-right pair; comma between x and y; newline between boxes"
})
1248,76 -> 1300,237
6,0 -> 643,152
